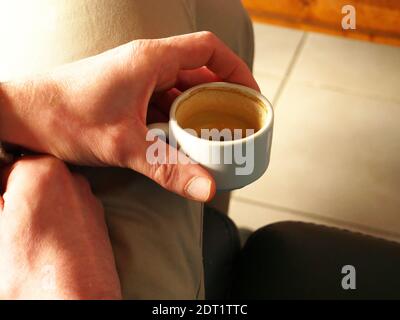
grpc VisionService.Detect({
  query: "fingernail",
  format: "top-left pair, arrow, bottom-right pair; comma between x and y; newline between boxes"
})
185,177 -> 211,202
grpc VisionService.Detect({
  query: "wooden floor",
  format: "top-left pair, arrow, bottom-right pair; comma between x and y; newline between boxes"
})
242,0 -> 400,46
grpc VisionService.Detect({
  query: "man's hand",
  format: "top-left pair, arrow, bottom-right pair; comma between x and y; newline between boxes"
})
0,32 -> 259,202
0,156 -> 121,299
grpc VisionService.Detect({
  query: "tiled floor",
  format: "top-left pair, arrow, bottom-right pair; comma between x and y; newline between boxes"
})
229,23 -> 400,243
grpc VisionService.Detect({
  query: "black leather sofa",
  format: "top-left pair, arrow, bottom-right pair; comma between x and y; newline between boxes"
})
203,207 -> 400,299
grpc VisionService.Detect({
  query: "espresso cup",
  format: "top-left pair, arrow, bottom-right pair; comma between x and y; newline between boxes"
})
147,82 -> 274,190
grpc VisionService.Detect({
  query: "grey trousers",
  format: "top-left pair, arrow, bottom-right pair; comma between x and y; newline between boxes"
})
0,0 -> 254,299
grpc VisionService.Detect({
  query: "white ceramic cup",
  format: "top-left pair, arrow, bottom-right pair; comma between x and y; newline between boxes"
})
147,82 -> 274,190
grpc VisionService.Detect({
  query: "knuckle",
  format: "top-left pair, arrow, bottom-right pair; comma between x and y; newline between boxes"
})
131,38 -> 146,50
129,39 -> 143,56
104,130 -> 128,166
199,30 -> 217,43
16,156 -> 73,194
35,156 -> 69,181
109,131 -> 125,151
153,163 -> 178,189
11,156 -> 68,182
129,39 -> 157,60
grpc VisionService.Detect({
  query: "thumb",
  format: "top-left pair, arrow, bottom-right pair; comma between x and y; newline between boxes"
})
129,127 -> 216,202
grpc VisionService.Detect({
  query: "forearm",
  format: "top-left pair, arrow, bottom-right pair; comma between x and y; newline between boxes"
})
0,81 -> 23,144
0,79 -> 58,153
0,82 -> 19,163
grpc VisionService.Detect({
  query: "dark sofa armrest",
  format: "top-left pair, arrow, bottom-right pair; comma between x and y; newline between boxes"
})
230,221 -> 400,299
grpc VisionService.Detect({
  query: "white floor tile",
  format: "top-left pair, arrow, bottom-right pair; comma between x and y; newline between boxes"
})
254,73 -> 282,105
253,22 -> 304,78
229,198 -> 316,231
291,33 -> 400,102
233,82 -> 400,239
229,197 -> 400,243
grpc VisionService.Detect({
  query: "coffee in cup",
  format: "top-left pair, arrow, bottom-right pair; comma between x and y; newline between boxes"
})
147,82 -> 274,190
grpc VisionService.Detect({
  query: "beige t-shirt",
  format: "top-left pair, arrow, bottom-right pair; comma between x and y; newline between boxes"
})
0,0 -> 196,81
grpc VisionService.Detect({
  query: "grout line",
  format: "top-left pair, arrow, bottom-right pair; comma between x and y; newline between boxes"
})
290,79 -> 400,105
272,32 -> 308,107
232,195 -> 400,242
254,69 -> 400,106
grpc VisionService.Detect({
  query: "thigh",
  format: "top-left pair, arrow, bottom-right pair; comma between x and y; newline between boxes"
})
80,167 -> 204,299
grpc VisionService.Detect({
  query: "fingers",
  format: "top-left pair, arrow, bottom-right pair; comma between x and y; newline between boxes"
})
175,67 -> 221,92
71,172 -> 104,217
0,156 -> 74,210
158,31 -> 259,91
149,67 -> 221,123
128,126 -> 216,202
2,156 -> 55,194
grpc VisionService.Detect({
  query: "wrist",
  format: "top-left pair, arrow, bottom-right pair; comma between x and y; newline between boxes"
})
0,78 -> 59,152
0,81 -> 30,145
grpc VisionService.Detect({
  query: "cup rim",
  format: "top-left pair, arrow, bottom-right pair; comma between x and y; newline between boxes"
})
169,82 -> 274,145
